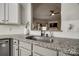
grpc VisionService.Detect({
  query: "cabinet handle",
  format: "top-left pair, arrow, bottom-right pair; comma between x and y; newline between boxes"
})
6,20 -> 8,21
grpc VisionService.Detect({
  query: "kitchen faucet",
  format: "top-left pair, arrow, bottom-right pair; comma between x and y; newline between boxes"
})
41,27 -> 46,36
49,31 -> 54,37
49,31 -> 54,42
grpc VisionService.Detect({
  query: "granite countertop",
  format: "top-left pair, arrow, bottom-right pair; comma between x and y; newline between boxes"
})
0,34 -> 79,56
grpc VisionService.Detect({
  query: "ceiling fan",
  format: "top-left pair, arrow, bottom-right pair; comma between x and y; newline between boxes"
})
50,10 -> 60,16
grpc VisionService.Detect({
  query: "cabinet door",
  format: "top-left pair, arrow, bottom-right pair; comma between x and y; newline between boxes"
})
13,45 -> 18,56
5,3 -> 9,23
59,52 -> 70,56
33,52 -> 41,56
8,3 -> 20,24
19,47 -> 31,56
13,39 -> 18,45
0,3 -> 5,23
19,41 -> 31,51
33,45 -> 57,56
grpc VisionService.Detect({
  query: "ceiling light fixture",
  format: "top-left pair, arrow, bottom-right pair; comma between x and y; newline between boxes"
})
51,13 -> 55,16
50,10 -> 60,16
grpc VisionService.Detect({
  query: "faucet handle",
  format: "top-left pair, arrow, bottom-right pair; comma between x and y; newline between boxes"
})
50,38 -> 53,43
46,34 -> 48,37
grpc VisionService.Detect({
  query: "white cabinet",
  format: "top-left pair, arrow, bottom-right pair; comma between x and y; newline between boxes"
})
13,39 -> 18,45
59,51 -> 70,56
19,47 -> 31,56
33,45 -> 57,56
8,3 -> 21,24
19,41 -> 31,56
0,3 -> 5,23
5,3 -> 9,23
13,40 -> 19,56
0,3 -> 21,24
33,52 -> 41,56
13,45 -> 18,56
19,41 -> 31,50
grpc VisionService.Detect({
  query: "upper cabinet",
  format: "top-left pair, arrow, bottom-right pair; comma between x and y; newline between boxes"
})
0,3 -> 21,24
8,3 -> 21,24
0,4 -> 5,23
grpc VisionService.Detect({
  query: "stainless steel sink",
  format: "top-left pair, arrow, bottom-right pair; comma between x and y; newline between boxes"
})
25,35 -> 53,43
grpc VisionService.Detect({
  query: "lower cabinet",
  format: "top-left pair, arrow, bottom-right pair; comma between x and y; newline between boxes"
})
59,52 -> 70,56
13,39 -> 19,56
19,41 -> 31,50
33,45 -> 57,56
19,47 -> 31,56
33,52 -> 41,56
19,41 -> 32,56
13,39 -> 71,56
13,45 -> 18,56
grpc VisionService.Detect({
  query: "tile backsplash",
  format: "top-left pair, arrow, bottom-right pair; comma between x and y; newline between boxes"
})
0,25 -> 24,35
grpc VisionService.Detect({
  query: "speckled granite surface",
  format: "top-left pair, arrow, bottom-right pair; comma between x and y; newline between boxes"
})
0,34 -> 79,55
30,37 -> 79,55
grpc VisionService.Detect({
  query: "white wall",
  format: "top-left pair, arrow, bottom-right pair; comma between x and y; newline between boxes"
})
58,3 -> 79,39
0,25 -> 25,35
61,3 -> 79,32
24,3 -> 79,39
21,3 -> 32,34
30,3 -> 79,39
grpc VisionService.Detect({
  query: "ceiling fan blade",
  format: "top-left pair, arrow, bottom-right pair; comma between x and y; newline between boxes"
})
50,10 -> 54,13
54,12 -> 60,14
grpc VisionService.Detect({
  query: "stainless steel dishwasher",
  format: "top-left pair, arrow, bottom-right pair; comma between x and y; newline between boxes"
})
0,39 -> 10,56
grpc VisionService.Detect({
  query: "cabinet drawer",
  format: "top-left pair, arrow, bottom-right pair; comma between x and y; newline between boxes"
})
13,40 -> 18,45
19,41 -> 31,50
33,45 -> 57,56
